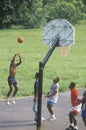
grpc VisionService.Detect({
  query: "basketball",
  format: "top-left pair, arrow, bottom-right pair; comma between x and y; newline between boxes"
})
17,37 -> 24,43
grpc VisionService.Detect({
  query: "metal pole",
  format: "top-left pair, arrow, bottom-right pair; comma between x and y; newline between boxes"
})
43,38 -> 59,65
37,62 -> 44,130
36,38 -> 59,130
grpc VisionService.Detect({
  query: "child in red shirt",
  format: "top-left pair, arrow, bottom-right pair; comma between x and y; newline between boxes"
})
66,82 -> 82,130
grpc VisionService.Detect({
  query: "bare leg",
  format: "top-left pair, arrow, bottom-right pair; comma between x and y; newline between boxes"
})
73,116 -> 77,127
69,112 -> 77,126
47,104 -> 54,115
82,117 -> 86,127
67,111 -> 78,130
11,84 -> 18,104
7,85 -> 13,97
69,112 -> 73,124
47,103 -> 56,121
12,84 -> 18,97
7,85 -> 13,105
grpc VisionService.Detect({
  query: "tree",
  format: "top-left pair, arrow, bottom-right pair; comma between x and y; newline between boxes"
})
11,0 -> 45,28
25,0 -> 44,28
46,1 -> 85,25
0,0 -> 13,28
0,0 -> 86,29
82,0 -> 86,5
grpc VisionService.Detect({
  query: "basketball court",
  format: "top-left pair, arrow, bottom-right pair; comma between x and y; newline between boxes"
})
0,88 -> 85,130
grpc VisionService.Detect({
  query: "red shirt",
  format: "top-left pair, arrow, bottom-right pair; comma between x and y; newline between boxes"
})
71,88 -> 80,106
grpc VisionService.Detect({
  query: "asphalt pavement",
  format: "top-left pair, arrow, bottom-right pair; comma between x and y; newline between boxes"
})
0,88 -> 86,130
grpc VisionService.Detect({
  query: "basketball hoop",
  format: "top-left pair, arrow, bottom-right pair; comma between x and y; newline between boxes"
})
43,19 -> 75,57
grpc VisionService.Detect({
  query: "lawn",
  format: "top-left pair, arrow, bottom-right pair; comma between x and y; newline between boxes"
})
0,22 -> 86,98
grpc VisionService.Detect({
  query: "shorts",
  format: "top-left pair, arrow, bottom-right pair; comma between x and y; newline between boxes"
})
70,103 -> 82,116
47,100 -> 55,106
81,110 -> 86,117
8,76 -> 17,86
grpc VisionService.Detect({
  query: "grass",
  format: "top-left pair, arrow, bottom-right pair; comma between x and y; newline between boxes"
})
0,22 -> 86,99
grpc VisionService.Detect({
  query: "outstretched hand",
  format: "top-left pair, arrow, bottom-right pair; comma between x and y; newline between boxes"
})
16,52 -> 20,56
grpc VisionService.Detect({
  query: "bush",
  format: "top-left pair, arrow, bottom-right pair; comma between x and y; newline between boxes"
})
47,1 -> 85,25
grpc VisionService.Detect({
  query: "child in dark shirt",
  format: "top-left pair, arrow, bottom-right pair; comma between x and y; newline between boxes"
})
81,90 -> 86,127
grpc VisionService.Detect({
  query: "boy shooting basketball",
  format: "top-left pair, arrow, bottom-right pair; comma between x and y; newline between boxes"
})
7,53 -> 22,105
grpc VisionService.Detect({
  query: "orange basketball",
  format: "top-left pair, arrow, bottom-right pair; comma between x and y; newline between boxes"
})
17,37 -> 24,43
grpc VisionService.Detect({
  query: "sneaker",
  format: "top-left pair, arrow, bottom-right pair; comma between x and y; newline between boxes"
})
34,117 -> 46,122
41,117 -> 46,121
48,115 -> 56,121
12,98 -> 16,104
73,127 -> 78,130
7,99 -> 11,105
65,125 -> 74,130
30,120 -> 37,125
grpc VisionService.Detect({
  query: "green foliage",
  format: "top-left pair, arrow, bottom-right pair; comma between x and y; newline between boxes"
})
11,0 -> 45,28
25,0 -> 44,28
0,0 -> 86,28
47,1 -> 85,25
82,0 -> 86,5
0,0 -> 13,28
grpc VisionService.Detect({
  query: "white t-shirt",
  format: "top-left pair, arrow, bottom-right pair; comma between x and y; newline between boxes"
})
48,83 -> 59,103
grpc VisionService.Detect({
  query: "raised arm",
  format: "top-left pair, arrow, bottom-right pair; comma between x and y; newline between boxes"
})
16,53 -> 22,66
11,54 -> 17,65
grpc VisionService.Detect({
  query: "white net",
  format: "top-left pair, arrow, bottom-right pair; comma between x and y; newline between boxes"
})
59,46 -> 71,58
